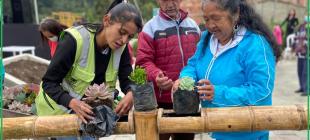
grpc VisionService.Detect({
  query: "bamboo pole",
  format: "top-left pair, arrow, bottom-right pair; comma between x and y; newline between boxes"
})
3,105 -> 308,139
134,110 -> 159,140
4,114 -> 134,139
158,105 -> 308,133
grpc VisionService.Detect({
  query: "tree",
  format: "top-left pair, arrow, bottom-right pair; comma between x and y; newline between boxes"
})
36,0 -> 158,23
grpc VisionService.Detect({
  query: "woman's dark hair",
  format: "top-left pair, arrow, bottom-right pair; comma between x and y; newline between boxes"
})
202,0 -> 281,61
39,18 -> 67,42
287,9 -> 296,18
102,0 -> 143,32
83,0 -> 143,38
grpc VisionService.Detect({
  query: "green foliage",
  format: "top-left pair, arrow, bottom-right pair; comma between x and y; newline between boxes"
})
129,66 -> 147,85
24,93 -> 37,106
136,1 -> 158,21
179,77 -> 195,91
36,0 -> 158,23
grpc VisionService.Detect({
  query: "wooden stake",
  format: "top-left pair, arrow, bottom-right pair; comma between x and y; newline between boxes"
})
134,110 -> 159,140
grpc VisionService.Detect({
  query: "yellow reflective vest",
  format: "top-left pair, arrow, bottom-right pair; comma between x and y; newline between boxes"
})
35,25 -> 125,116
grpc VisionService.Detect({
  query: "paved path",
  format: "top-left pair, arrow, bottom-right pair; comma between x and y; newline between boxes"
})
269,59 -> 307,140
102,59 -> 308,140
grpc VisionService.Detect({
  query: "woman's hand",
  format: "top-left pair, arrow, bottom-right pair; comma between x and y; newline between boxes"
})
69,99 -> 94,124
171,79 -> 180,101
115,91 -> 133,116
196,79 -> 214,101
171,79 -> 180,94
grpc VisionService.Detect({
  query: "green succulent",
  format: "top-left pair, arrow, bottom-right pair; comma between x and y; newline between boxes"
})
179,77 -> 195,91
128,66 -> 147,85
15,93 -> 26,103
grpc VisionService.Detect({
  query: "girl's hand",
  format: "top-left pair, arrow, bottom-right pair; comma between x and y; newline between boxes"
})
115,91 -> 133,116
69,99 -> 94,124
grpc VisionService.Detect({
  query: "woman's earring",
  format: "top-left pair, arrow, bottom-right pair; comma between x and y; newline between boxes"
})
233,24 -> 239,33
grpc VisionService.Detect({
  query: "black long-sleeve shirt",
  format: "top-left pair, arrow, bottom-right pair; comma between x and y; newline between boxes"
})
281,17 -> 299,36
42,32 -> 133,108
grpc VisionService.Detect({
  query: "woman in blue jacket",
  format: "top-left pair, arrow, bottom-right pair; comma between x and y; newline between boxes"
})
173,0 -> 281,140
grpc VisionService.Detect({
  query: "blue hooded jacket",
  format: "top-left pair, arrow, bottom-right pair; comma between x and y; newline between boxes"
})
180,30 -> 276,140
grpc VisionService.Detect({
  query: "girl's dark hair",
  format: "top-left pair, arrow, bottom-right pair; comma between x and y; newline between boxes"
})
101,0 -> 143,32
202,0 -> 281,61
90,0 -> 142,33
39,19 -> 67,42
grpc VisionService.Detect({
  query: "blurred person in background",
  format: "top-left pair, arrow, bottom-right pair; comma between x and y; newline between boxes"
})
281,9 -> 299,48
273,24 -> 283,48
293,16 -> 309,96
39,19 -> 68,58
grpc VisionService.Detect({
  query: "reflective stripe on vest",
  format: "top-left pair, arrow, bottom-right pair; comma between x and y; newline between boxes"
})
57,26 -> 94,113
106,46 -> 125,88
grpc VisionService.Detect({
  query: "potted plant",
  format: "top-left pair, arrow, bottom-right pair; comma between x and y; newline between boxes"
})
129,66 -> 157,111
81,83 -> 120,137
3,83 -> 39,117
173,77 -> 199,115
82,83 -> 115,108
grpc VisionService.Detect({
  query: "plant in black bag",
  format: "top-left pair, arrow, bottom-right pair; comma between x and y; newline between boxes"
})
173,77 -> 199,115
80,83 -> 119,137
129,66 -> 157,111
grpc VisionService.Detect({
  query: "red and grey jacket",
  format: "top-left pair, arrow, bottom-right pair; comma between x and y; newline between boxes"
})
136,9 -> 200,103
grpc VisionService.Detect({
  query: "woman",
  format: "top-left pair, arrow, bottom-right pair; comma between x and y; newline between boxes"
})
173,0 -> 281,139
281,9 -> 299,41
35,0 -> 142,139
39,19 -> 67,58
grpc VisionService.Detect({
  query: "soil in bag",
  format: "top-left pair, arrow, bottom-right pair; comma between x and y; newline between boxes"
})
131,82 -> 157,111
173,89 -> 199,115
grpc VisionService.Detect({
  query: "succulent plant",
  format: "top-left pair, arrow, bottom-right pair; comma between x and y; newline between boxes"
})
3,87 -> 15,100
179,77 -> 195,91
23,83 -> 40,95
128,66 -> 147,85
3,84 -> 38,114
15,93 -> 26,103
24,93 -> 36,106
8,101 -> 32,114
82,83 -> 114,108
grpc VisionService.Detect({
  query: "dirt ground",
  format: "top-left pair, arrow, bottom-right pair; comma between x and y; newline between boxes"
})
5,59 -> 48,84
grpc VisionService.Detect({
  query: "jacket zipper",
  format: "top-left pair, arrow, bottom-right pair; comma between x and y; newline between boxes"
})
205,55 -> 217,80
176,23 -> 185,67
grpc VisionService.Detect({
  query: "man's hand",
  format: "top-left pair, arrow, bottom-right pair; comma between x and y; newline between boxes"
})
115,91 -> 133,116
155,71 -> 173,90
69,99 -> 94,124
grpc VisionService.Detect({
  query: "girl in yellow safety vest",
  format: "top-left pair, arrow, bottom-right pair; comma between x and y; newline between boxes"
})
35,0 -> 143,134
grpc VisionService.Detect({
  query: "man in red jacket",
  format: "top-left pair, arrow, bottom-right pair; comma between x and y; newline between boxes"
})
136,0 -> 200,139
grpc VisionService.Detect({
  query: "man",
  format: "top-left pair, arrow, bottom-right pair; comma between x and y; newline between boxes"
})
136,0 -> 200,139
294,16 -> 308,96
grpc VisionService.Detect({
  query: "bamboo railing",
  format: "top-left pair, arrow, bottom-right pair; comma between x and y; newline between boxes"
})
3,105 -> 308,139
